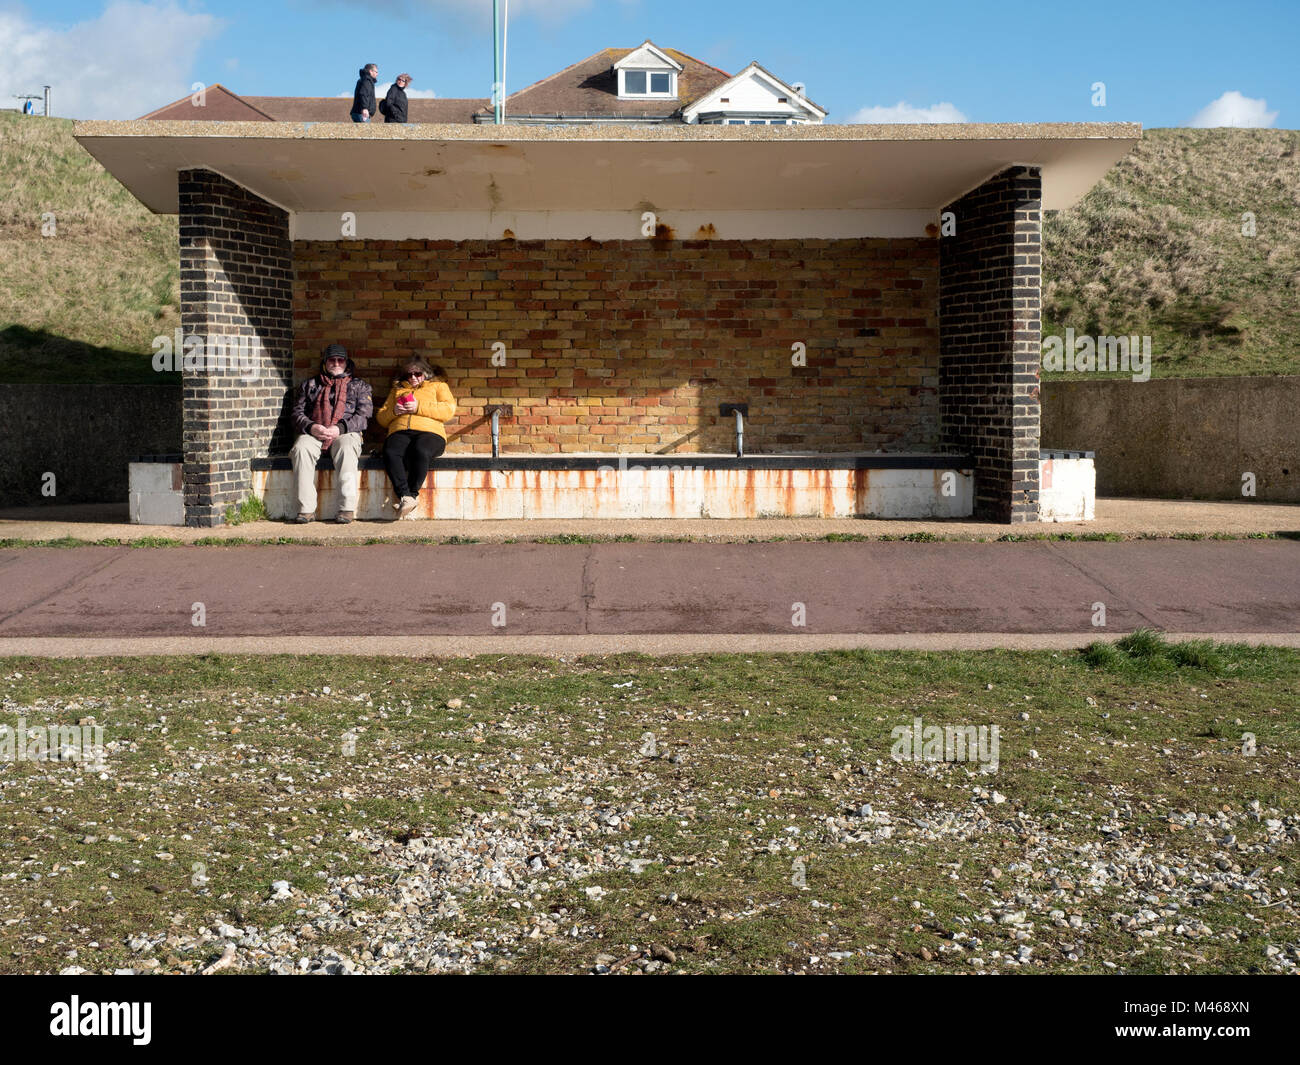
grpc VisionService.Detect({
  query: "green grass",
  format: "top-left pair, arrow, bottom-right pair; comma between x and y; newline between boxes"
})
1,643 -> 1297,974
222,496 -> 269,526
1081,628 -> 1233,674
0,530 -> 1288,550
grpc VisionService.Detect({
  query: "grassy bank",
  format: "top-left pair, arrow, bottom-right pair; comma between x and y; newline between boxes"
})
0,112 -> 179,384
1043,127 -> 1300,380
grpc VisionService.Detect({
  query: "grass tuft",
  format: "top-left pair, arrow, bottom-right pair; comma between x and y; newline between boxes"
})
1083,629 -> 1229,675
223,496 -> 268,526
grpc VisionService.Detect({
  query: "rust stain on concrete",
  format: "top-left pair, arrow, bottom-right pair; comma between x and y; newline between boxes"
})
258,461 -> 958,521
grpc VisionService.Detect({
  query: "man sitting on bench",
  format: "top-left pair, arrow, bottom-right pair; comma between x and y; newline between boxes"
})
289,343 -> 373,524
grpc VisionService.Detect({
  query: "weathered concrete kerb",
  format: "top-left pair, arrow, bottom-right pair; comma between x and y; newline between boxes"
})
1,540 -> 1298,643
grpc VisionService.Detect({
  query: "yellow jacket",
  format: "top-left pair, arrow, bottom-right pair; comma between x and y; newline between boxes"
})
375,379 -> 457,439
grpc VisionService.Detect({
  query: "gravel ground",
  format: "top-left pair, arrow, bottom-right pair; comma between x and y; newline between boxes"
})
3,653 -> 1297,975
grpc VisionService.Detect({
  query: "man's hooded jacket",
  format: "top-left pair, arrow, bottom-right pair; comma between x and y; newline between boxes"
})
351,68 -> 377,116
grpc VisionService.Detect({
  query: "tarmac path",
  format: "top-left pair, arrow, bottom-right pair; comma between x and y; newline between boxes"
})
1,541 -> 1298,649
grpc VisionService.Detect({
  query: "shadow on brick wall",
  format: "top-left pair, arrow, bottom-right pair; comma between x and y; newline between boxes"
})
0,383 -> 182,507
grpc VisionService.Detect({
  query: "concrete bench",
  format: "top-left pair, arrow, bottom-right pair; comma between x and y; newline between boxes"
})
249,452 -> 978,521
128,452 -> 980,523
132,451 -> 1099,524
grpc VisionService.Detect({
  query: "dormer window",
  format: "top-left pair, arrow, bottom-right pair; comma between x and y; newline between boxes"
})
613,41 -> 684,100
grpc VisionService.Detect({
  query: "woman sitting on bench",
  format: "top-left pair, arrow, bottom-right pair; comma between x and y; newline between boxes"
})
374,356 -> 457,520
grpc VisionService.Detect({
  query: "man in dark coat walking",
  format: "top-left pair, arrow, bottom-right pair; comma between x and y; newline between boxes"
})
380,73 -> 412,123
351,64 -> 378,122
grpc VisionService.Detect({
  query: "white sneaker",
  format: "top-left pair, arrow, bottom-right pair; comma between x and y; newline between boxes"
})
397,495 -> 419,520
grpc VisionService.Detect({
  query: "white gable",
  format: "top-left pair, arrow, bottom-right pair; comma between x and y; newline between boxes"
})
682,62 -> 826,124
613,41 -> 683,72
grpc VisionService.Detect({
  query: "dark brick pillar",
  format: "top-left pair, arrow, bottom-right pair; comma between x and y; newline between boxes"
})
939,167 -> 1041,522
179,169 -> 293,526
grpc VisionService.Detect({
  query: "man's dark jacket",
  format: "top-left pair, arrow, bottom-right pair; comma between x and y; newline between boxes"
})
291,356 -> 373,436
382,83 -> 409,123
351,69 -> 376,116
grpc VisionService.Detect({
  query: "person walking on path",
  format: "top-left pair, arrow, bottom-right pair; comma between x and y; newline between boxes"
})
289,344 -> 373,523
351,63 -> 378,122
380,73 -> 412,123
374,357 -> 456,520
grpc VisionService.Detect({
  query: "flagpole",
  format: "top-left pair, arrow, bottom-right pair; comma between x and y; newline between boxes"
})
492,0 -> 503,124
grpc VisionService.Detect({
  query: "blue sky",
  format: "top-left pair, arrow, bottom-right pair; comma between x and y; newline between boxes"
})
4,0 -> 1297,126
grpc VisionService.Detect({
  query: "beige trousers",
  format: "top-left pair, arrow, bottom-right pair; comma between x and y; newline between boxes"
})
290,431 -> 363,515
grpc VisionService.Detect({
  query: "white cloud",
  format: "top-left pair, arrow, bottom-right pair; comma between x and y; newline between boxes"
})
381,83 -> 438,99
844,100 -> 968,124
0,1 -> 222,119
1186,90 -> 1277,128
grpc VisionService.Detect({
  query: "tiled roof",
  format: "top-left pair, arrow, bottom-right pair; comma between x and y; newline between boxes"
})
139,45 -> 734,123
139,84 -> 275,121
483,46 -> 731,120
244,96 -> 490,124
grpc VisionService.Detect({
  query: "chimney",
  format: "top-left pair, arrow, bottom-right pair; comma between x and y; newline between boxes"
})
43,85 -> 50,116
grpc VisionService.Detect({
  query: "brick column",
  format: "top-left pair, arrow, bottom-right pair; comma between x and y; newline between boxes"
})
939,167 -> 1041,522
179,169 -> 293,526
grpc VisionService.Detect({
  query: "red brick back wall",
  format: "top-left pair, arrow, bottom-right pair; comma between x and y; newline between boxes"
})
293,238 -> 940,454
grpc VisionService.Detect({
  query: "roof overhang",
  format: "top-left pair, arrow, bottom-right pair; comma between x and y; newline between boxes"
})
73,120 -> 1141,218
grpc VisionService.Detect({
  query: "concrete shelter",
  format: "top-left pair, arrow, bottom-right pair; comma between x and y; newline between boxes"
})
74,119 -> 1139,526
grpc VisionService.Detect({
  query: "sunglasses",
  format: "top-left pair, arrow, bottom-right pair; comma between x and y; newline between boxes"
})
405,371 -> 426,379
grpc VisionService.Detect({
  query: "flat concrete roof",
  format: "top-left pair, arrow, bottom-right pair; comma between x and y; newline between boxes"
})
74,120 -> 1141,217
